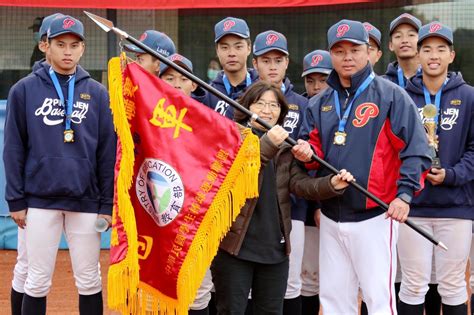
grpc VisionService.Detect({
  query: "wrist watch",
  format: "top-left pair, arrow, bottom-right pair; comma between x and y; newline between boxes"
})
397,192 -> 412,205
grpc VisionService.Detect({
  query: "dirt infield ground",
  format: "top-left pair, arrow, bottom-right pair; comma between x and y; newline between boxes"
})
1,249 -> 471,314
0,249 -> 117,314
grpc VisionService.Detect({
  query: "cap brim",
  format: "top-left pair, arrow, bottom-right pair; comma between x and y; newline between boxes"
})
160,61 -> 193,76
329,38 -> 367,49
369,35 -> 381,48
253,47 -> 289,57
49,30 -> 84,40
301,68 -> 332,77
124,43 -> 145,54
418,33 -> 453,45
390,18 -> 420,34
215,32 -> 249,43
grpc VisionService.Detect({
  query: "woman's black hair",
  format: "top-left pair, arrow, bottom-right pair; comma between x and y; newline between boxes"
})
234,81 -> 289,126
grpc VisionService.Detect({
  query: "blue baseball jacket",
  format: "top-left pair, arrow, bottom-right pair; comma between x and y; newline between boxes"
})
299,63 -> 432,222
280,77 -> 309,222
4,62 -> 116,215
383,61 -> 404,86
203,69 -> 259,119
405,72 -> 474,219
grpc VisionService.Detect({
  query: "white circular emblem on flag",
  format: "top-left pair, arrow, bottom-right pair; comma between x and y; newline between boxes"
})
136,158 -> 185,227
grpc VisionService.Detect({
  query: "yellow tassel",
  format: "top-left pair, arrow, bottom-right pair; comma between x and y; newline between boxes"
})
106,56 -> 140,314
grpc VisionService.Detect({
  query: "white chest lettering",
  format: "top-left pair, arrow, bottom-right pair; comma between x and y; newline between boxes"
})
35,98 -> 89,126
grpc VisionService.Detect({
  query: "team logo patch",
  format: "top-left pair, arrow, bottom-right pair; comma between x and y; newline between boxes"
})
288,104 -> 299,110
363,23 -> 373,32
311,54 -> 323,67
266,33 -> 279,46
321,105 -> 333,112
63,18 -> 75,29
139,32 -> 147,41
450,99 -> 461,106
223,20 -> 235,31
170,54 -> 183,62
80,93 -> 90,100
336,24 -> 350,38
352,103 -> 379,127
136,158 -> 185,227
429,23 -> 442,33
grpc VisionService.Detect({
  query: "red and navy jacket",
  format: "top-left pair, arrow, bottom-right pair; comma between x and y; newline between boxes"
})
202,68 -> 259,119
299,63 -> 432,222
406,72 -> 474,220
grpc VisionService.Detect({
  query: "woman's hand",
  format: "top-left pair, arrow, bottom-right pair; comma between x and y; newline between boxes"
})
267,125 -> 289,147
330,169 -> 354,190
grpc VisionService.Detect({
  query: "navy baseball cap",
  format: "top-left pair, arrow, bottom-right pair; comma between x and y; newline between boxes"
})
301,50 -> 332,77
327,19 -> 369,49
40,13 -> 64,38
389,13 -> 422,35
418,22 -> 453,45
48,15 -> 84,41
214,17 -> 250,43
124,30 -> 176,58
160,53 -> 194,76
363,22 -> 382,48
253,30 -> 288,56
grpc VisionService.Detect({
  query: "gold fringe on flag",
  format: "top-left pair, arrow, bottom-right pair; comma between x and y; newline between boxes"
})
107,55 -> 140,314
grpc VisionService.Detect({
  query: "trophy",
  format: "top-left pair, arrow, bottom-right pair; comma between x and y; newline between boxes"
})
422,104 -> 441,168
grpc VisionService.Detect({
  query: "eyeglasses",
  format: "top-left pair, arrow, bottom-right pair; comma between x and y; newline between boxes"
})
251,100 -> 281,112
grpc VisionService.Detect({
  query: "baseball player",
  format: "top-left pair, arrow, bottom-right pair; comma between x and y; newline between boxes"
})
363,22 -> 383,67
250,30 -> 309,314
9,12 -> 65,315
124,29 -> 176,76
384,13 -> 422,87
301,49 -> 332,99
385,14 -> 444,314
4,15 -> 116,315
297,19 -> 432,314
398,22 -> 474,315
203,17 -> 259,119
159,53 -> 212,315
299,49 -> 333,315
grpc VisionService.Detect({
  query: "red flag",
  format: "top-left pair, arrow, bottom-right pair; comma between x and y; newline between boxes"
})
107,56 -> 260,314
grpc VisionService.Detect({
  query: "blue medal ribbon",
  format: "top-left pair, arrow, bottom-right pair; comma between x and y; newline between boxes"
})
397,67 -> 405,88
422,78 -> 449,127
49,67 -> 75,134
222,72 -> 251,96
334,72 -> 375,134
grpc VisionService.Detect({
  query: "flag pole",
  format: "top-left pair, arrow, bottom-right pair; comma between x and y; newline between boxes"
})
84,11 -> 447,251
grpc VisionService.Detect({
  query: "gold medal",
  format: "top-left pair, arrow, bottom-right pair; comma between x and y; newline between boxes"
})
64,130 -> 74,143
333,131 -> 347,145
423,104 -> 437,119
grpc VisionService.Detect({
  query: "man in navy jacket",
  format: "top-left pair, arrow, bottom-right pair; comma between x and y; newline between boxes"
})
4,15 -> 116,315
297,19 -> 431,314
384,13 -> 422,87
398,22 -> 474,315
203,17 -> 259,119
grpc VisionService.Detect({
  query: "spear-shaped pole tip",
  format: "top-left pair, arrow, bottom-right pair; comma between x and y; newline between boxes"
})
84,11 -> 114,33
